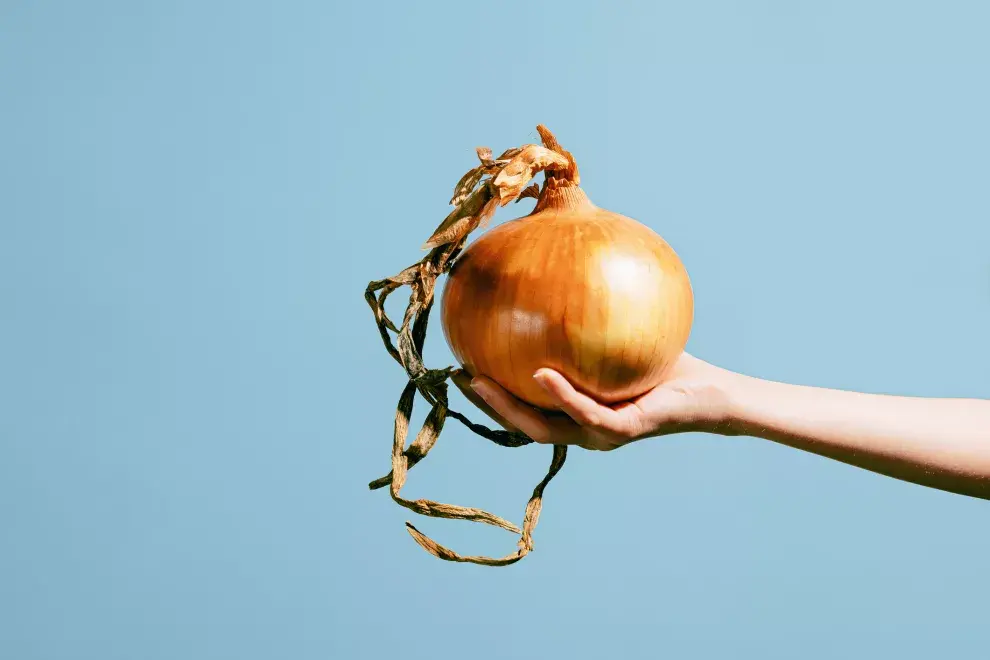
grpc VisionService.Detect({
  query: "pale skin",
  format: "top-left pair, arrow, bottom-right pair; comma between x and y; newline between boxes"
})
452,353 -> 990,500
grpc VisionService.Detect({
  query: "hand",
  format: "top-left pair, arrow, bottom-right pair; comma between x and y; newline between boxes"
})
451,353 -> 738,451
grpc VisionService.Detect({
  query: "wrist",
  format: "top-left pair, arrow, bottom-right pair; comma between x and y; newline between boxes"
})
673,367 -> 755,437
715,370 -> 768,437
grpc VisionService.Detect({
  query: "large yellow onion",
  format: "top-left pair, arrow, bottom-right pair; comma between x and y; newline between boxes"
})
365,126 -> 694,566
441,184 -> 694,410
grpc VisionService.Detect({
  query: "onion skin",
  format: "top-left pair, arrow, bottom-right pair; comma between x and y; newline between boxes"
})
441,187 -> 694,410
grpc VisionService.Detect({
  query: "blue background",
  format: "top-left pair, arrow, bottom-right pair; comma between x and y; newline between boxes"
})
2,1 -> 989,658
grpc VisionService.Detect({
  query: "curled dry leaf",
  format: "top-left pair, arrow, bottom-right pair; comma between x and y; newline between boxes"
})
476,146 -> 494,163
433,145 -> 571,249
515,183 -> 541,203
449,167 -> 485,206
423,186 -> 497,250
476,195 -> 499,229
496,147 -> 523,161
492,145 -> 570,205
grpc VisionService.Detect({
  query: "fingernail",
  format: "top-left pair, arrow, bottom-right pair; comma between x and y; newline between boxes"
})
533,372 -> 548,389
470,381 -> 489,398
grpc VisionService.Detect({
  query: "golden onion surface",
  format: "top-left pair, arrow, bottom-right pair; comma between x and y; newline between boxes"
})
441,187 -> 693,410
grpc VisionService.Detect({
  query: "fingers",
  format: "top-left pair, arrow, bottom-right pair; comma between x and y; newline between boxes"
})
469,377 -> 554,444
457,369 -> 642,450
532,369 -> 625,433
450,370 -> 520,433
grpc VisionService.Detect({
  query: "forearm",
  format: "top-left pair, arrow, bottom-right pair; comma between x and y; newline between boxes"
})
723,373 -> 990,499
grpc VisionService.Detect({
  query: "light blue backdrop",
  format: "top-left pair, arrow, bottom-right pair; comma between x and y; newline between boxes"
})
2,1 -> 988,658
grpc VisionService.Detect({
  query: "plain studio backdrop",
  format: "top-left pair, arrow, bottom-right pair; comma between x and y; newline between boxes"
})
2,1 -> 989,658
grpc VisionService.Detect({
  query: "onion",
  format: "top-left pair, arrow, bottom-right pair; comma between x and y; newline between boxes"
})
364,125 -> 692,566
441,159 -> 693,410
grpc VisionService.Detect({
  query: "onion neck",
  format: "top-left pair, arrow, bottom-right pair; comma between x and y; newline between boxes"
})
529,125 -> 595,214
532,184 -> 595,214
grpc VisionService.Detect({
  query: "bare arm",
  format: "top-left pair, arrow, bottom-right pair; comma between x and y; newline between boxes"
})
459,354 -> 990,500
724,372 -> 990,499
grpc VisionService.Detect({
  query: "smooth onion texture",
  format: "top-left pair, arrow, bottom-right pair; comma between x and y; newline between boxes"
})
441,189 -> 693,410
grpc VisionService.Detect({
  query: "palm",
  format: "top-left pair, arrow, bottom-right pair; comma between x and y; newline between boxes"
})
453,352 -> 732,451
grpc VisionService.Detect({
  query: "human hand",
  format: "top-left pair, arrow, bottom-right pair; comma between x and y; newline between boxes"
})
451,353 -> 739,451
